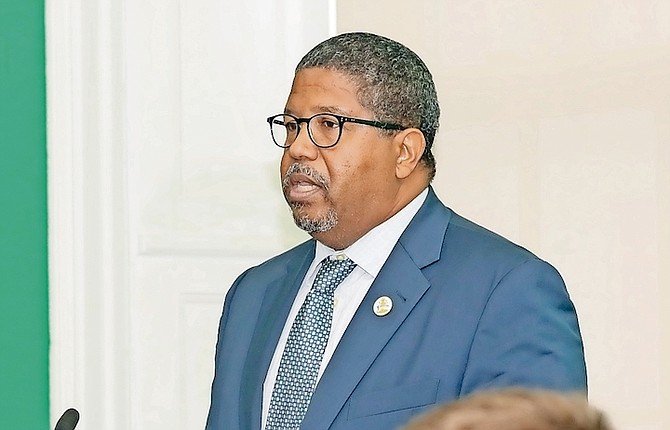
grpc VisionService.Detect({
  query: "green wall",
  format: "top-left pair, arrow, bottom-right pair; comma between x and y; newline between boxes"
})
0,0 -> 50,428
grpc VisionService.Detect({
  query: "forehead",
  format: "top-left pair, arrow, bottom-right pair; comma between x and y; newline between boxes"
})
285,68 -> 365,115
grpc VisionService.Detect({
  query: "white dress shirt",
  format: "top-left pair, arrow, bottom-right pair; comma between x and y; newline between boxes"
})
261,188 -> 428,427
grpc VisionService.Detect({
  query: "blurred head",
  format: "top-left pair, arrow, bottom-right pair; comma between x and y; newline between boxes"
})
278,32 -> 439,249
402,389 -> 614,430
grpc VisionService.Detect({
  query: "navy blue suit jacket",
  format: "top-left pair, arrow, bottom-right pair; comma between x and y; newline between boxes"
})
206,188 -> 586,429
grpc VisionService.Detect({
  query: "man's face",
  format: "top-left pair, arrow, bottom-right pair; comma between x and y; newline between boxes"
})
280,68 -> 402,250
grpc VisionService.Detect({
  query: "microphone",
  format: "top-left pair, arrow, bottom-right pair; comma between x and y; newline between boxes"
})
55,408 -> 80,430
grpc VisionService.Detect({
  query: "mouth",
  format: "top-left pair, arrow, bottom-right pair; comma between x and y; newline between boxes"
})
282,163 -> 329,204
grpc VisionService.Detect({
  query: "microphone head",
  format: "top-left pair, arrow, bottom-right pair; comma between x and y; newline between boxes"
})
55,408 -> 80,430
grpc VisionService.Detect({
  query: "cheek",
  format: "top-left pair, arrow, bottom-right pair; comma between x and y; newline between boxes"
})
329,159 -> 380,202
325,137 -> 394,197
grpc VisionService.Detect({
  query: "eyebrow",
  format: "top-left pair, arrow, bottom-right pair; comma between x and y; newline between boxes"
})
284,105 -> 353,116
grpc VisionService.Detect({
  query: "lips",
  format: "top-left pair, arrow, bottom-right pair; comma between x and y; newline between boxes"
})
285,173 -> 323,202
282,163 -> 329,203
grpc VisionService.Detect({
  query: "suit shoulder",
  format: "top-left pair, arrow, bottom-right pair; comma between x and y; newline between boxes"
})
445,210 -> 541,266
242,239 -> 314,276
224,239 -> 314,307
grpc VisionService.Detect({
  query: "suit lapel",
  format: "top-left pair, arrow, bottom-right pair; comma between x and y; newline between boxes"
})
300,249 -> 430,429
239,241 -> 316,430
300,188 -> 452,429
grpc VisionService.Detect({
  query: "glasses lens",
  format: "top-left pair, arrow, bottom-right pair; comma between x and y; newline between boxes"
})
308,114 -> 341,147
270,115 -> 298,148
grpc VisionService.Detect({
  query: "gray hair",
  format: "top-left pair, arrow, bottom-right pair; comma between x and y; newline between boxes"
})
296,32 -> 440,181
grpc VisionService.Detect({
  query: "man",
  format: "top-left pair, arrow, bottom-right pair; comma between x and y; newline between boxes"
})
206,32 -> 586,430
401,389 -> 613,430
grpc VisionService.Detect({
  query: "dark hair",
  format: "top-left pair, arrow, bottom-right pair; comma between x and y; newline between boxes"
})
297,32 -> 440,181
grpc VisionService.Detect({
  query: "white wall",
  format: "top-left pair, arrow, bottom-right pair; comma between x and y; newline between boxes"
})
48,0 -> 333,428
337,1 -> 670,429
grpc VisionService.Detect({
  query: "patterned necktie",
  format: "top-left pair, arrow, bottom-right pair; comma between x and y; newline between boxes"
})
265,256 -> 357,430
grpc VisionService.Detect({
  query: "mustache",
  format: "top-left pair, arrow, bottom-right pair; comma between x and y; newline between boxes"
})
282,163 -> 330,191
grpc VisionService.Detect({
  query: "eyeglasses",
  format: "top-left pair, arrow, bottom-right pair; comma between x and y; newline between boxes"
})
267,113 -> 405,149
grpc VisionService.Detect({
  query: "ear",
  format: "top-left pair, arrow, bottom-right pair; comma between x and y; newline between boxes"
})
394,128 -> 426,179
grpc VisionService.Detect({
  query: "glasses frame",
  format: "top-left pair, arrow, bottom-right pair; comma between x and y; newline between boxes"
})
267,112 -> 406,149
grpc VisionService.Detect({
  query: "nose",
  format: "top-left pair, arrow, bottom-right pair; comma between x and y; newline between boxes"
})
285,122 -> 318,161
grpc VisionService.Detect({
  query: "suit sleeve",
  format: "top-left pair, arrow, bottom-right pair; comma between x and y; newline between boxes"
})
205,268 -> 253,430
459,258 -> 587,395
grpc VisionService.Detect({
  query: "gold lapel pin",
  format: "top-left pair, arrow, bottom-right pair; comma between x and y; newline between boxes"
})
373,296 -> 393,317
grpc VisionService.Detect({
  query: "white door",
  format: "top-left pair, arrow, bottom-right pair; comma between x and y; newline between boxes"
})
48,1 -> 334,428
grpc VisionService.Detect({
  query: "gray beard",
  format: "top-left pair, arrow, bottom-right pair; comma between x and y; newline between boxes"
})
282,162 -> 338,233
290,202 -> 338,233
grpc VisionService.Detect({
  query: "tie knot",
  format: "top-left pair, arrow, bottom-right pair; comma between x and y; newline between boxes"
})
312,256 -> 356,294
